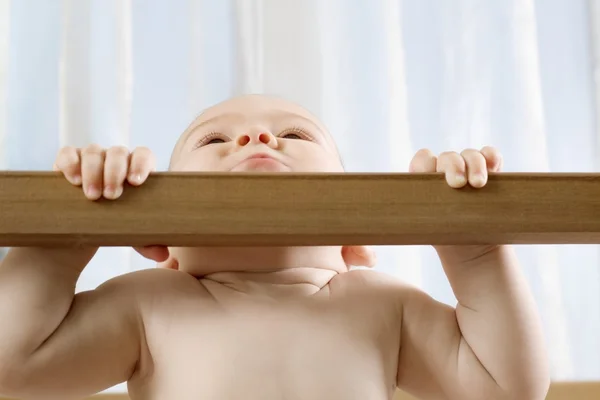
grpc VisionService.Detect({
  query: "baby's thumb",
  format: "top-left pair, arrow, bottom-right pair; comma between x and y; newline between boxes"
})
134,245 -> 170,262
342,246 -> 377,268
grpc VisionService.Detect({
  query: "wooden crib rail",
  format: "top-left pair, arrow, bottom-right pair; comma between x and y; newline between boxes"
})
1,171 -> 600,247
95,382 -> 600,400
396,383 -> 600,399
0,381 -> 593,399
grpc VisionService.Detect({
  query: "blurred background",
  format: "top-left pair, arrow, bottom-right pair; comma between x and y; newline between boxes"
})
0,0 -> 599,392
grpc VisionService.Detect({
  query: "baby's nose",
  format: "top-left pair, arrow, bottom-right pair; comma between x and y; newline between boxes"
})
236,131 -> 277,147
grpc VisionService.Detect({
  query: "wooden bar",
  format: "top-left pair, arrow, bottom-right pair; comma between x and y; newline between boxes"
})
1,171 -> 600,247
0,382 -> 595,399
393,382 -> 600,400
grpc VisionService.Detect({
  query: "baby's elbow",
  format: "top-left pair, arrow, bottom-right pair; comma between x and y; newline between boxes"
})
484,371 -> 550,400
503,377 -> 550,400
504,361 -> 551,400
0,363 -> 28,398
465,370 -> 550,400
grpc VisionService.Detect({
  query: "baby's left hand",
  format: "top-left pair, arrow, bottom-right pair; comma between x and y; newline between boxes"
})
409,146 -> 504,261
409,146 -> 503,188
342,147 -> 503,269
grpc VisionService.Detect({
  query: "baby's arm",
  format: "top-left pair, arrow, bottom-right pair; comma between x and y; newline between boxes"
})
396,148 -> 549,400
0,247 -> 143,399
0,145 -> 160,399
396,246 -> 548,400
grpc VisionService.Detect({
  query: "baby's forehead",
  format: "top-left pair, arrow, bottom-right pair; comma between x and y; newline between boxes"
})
188,96 -> 327,133
170,95 -> 339,167
178,96 -> 335,146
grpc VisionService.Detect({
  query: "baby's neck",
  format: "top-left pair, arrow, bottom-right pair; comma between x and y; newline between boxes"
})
201,268 -> 338,299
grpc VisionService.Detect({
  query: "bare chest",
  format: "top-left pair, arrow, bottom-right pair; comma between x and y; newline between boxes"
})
135,297 -> 400,400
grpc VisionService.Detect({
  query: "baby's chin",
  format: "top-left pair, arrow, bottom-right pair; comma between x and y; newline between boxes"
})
166,246 -> 348,277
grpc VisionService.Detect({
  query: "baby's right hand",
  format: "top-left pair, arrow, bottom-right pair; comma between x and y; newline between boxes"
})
53,145 -> 155,200
53,145 -> 168,262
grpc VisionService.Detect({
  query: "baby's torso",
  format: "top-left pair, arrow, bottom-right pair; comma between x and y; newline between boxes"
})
129,270 -> 402,400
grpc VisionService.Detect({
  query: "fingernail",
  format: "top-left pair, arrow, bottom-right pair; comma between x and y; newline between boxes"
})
129,174 -> 142,184
471,173 -> 486,187
72,175 -> 81,185
103,185 -> 115,199
86,185 -> 100,198
106,186 -> 123,199
454,174 -> 467,186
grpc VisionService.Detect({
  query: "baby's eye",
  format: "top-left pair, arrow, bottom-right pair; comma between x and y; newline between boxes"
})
281,133 -> 302,140
206,138 -> 226,144
193,132 -> 227,149
279,127 -> 313,141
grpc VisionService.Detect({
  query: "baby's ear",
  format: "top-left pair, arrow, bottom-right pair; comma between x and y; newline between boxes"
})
341,246 -> 377,268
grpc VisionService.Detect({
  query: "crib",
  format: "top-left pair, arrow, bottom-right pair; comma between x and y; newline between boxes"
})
1,171 -> 599,399
0,382 -> 595,399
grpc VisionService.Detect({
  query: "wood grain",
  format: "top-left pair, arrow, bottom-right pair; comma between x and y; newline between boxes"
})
0,382 -> 596,400
1,171 -> 600,247
544,381 -> 600,400
393,382 -> 600,399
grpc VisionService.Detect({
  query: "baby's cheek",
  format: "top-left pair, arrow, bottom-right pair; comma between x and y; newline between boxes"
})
308,153 -> 344,173
288,144 -> 343,172
174,154 -> 218,172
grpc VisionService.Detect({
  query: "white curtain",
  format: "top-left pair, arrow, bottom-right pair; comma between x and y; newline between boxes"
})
1,0 -> 599,392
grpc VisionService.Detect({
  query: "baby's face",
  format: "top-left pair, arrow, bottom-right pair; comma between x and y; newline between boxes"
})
170,95 -> 344,173
161,95 -> 349,276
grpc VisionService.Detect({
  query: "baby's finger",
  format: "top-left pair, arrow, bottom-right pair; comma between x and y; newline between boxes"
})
54,146 -> 82,185
80,144 -> 106,200
103,146 -> 130,200
128,146 -> 156,186
480,146 -> 503,172
460,149 -> 487,188
436,151 -> 467,188
342,246 -> 377,268
134,246 -> 170,262
409,148 -> 437,173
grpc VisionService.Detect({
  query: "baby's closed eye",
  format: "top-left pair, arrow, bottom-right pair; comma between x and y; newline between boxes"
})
192,126 -> 315,149
278,127 -> 314,141
193,132 -> 227,148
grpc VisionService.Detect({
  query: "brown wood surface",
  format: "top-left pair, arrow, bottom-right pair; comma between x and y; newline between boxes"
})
2,171 -> 600,247
395,382 -> 600,399
0,382 -> 595,399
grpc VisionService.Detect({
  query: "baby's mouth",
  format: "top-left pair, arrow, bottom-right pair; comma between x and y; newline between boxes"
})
230,153 -> 290,172
231,158 -> 290,172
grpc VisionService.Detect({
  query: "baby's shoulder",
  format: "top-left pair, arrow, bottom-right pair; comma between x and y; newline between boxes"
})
331,268 -> 403,287
101,268 -> 212,308
329,268 -> 412,300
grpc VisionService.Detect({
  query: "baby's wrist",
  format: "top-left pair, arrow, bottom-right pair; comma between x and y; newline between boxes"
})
434,244 -> 505,267
7,246 -> 98,274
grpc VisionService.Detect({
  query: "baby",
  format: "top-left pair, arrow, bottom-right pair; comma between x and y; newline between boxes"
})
0,95 -> 549,400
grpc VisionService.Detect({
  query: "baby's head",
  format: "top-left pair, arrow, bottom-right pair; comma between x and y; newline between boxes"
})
157,94 -> 374,276
169,94 -> 344,173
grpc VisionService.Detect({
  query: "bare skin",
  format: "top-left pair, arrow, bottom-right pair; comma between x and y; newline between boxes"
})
0,95 -> 549,400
